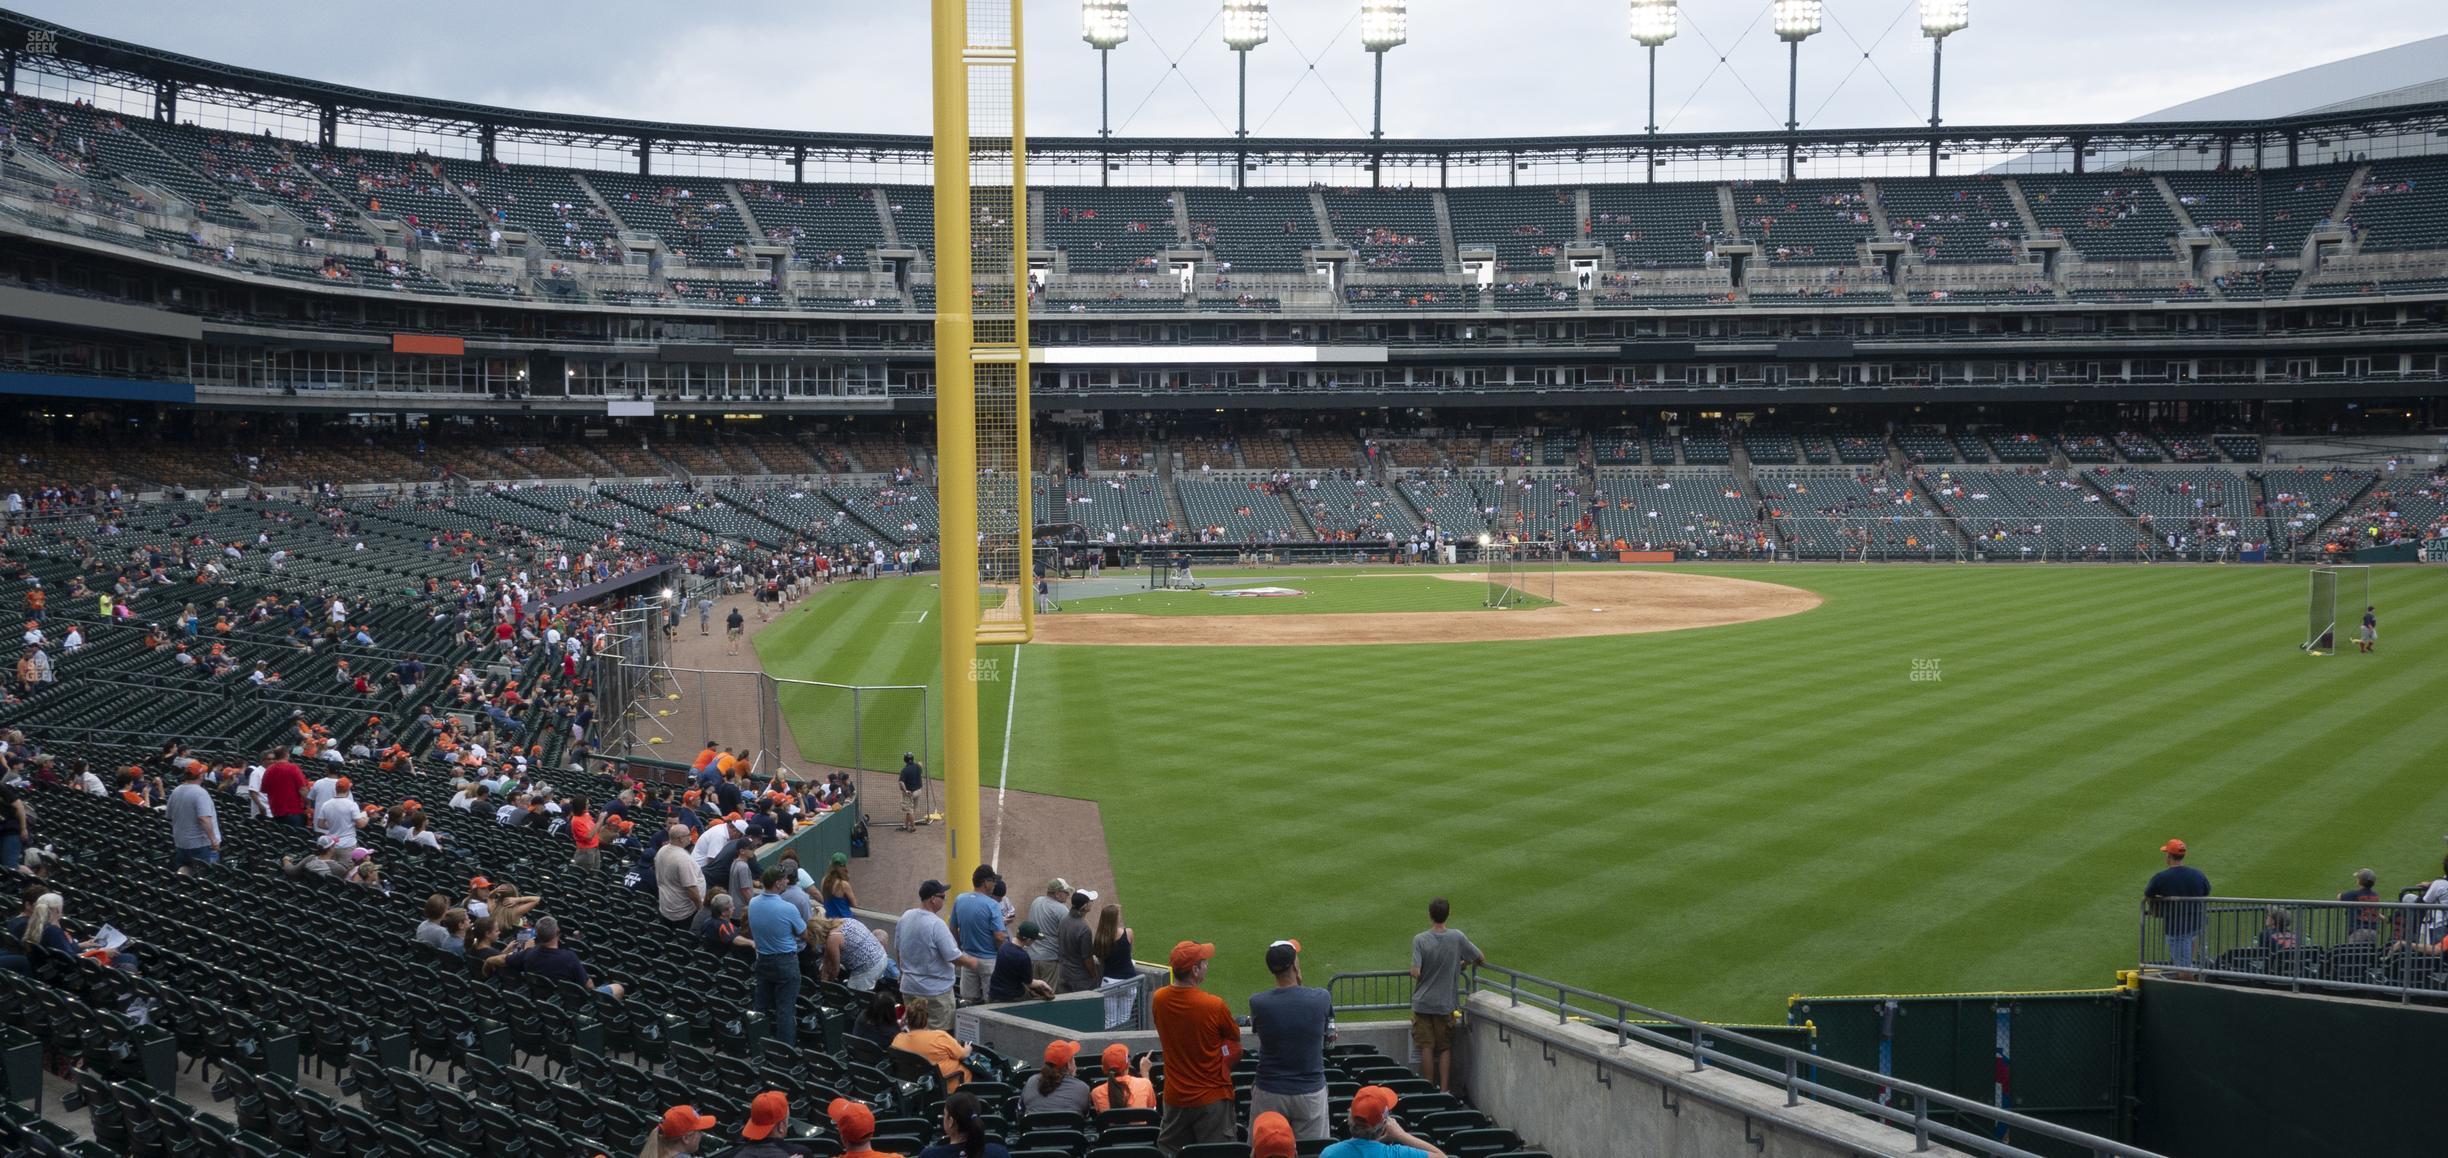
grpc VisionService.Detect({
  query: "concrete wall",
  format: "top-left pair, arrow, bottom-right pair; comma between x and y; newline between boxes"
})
1461,994 -> 1966,1158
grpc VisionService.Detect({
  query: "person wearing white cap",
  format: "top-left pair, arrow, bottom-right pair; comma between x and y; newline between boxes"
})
1055,887 -> 1101,994
282,835 -> 347,879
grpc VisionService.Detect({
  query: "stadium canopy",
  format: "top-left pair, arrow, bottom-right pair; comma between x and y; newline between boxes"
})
2132,34 -> 2448,123
5,7 -> 2447,183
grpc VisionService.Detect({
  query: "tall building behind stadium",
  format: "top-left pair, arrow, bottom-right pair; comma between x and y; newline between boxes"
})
0,5 -> 2445,1158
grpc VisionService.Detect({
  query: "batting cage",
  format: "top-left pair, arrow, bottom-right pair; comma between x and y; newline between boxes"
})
2303,564 -> 2369,654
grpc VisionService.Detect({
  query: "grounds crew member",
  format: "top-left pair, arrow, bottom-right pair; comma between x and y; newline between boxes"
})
898,752 -> 925,831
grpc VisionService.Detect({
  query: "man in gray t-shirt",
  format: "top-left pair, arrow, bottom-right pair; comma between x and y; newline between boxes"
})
1408,897 -> 1485,1093
167,769 -> 221,872
1028,879 -> 1072,985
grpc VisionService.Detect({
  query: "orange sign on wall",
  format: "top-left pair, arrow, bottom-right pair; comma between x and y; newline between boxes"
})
391,334 -> 465,356
1618,550 -> 1676,563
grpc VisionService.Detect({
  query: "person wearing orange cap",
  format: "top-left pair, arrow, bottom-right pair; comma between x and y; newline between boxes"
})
1249,1111 -> 1299,1158
1019,1039 -> 1092,1115
313,775 -> 364,851
725,1090 -> 816,1157
2143,839 -> 2211,977
1320,1086 -> 1443,1158
826,1098 -> 903,1158
639,1104 -> 717,1157
1088,1042 -> 1155,1112
1151,939 -> 1241,1152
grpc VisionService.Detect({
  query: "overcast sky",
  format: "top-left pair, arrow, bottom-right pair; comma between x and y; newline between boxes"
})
17,0 -> 2448,141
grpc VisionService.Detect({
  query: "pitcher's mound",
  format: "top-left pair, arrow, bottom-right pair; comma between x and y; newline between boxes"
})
1034,570 -> 1819,647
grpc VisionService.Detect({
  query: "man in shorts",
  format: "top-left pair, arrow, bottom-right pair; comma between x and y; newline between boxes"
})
898,752 -> 925,832
725,606 -> 745,655
2360,605 -> 2377,653
1408,897 -> 1484,1093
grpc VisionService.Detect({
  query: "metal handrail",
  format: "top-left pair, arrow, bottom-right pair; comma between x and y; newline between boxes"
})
1460,964 -> 2158,1158
2136,894 -> 2448,1003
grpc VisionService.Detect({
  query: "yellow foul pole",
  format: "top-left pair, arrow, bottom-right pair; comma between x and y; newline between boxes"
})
931,0 -> 981,882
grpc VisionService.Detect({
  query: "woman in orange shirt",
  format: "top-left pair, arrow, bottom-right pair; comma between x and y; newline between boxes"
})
1088,1042 -> 1156,1111
888,1001 -> 973,1091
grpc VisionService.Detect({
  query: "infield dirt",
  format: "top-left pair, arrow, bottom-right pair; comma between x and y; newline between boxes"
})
1033,569 -> 1821,646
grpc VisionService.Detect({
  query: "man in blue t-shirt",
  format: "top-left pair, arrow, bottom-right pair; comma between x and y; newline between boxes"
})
950,863 -> 1008,1003
2144,838 -> 2212,975
1249,939 -> 1336,1141
747,869 -> 809,1048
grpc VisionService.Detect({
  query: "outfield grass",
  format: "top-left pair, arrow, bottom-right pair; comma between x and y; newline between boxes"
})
1058,572 -> 1552,616
762,565 -> 2448,1021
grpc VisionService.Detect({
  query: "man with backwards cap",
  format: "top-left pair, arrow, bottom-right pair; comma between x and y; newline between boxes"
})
1150,939 -> 1241,1153
1249,938 -> 1335,1140
725,1090 -> 819,1157
639,1104 -> 718,1157
1320,1087 -> 1444,1158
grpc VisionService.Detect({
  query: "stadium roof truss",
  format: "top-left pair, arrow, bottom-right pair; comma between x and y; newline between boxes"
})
8,7 -> 2448,184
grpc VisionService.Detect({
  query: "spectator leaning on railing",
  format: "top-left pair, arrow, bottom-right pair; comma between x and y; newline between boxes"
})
2143,838 -> 2210,974
1409,898 -> 1485,1094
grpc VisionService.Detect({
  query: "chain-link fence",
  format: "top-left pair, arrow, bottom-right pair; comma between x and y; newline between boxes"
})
768,679 -> 931,775
591,607 -> 930,780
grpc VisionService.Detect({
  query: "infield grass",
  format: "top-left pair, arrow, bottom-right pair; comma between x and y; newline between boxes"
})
761,564 -> 2448,1021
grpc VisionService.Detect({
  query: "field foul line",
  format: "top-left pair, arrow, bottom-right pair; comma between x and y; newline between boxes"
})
988,645 -> 1020,868
890,610 -> 931,625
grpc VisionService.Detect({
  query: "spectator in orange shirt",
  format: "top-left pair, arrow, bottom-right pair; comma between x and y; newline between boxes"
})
1088,1042 -> 1156,1112
888,1000 -> 973,1091
567,796 -> 602,872
1151,940 -> 1240,1152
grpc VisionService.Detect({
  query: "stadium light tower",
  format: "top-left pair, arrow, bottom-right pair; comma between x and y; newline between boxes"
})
1920,0 -> 1970,176
1774,0 -> 1822,182
1627,0 -> 1678,184
1081,0 -> 1129,141
1222,0 -> 1269,140
1360,0 -> 1406,141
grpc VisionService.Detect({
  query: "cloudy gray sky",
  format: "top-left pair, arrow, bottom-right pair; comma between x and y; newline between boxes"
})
16,0 -> 2448,141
